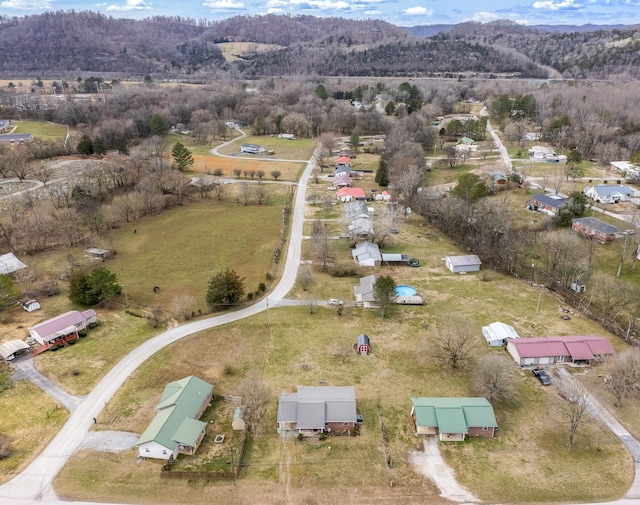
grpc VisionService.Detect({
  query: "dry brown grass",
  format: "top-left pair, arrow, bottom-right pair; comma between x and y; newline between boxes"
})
0,381 -> 67,484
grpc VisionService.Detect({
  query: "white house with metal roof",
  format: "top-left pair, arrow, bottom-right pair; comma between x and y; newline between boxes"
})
352,241 -> 381,267
277,386 -> 357,436
583,184 -> 639,204
29,309 -> 97,346
136,376 -> 213,460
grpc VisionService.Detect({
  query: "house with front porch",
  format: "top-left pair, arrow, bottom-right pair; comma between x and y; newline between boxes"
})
506,335 -> 614,366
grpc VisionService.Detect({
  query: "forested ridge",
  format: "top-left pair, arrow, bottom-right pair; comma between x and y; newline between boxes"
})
0,11 -> 638,78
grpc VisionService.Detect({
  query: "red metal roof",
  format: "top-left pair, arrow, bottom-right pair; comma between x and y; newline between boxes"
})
508,335 -> 614,360
335,156 -> 351,165
337,187 -> 366,199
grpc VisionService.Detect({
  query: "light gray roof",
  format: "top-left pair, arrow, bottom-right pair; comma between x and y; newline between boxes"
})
382,253 -> 408,262
446,255 -> 482,267
573,217 -> 621,235
588,185 -> 636,197
0,340 -> 29,359
482,322 -> 520,343
352,241 -> 381,262
343,200 -> 368,219
0,253 -> 27,275
277,386 -> 357,427
357,334 -> 370,346
354,275 -> 377,302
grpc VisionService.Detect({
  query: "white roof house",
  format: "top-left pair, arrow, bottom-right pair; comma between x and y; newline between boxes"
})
352,241 -> 381,267
583,185 -> 638,204
610,161 -> 639,178
444,255 -> 482,273
482,322 -> 520,347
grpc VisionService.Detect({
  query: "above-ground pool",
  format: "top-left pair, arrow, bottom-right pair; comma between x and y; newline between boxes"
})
396,285 -> 417,297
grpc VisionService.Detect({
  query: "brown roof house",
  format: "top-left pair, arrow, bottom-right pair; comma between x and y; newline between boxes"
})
572,217 -> 621,244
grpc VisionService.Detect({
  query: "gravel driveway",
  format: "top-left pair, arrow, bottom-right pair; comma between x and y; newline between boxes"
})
410,436 -> 479,503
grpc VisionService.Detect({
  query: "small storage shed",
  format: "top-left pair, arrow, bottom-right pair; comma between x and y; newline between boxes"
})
0,340 -> 29,361
445,255 -> 482,273
20,299 -> 41,312
482,322 -> 520,347
355,334 -> 371,355
85,248 -> 112,261
232,407 -> 246,431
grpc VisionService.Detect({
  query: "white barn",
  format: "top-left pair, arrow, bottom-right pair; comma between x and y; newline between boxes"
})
482,322 -> 520,347
445,255 -> 482,273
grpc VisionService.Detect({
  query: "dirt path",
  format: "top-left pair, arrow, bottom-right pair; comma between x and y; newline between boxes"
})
409,437 -> 479,503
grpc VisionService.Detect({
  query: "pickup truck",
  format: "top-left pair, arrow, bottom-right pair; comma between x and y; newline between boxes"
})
532,368 -> 551,386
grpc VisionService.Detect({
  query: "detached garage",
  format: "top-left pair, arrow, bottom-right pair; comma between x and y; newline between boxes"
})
482,322 -> 520,347
445,255 -> 482,273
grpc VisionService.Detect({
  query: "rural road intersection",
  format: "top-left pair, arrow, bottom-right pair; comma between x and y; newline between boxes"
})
2,134 -> 640,505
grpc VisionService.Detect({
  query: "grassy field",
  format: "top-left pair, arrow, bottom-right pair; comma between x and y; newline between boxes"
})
12,120 -> 68,141
53,207 -> 633,504
0,380 -> 67,484
217,135 -> 316,161
215,42 -> 285,62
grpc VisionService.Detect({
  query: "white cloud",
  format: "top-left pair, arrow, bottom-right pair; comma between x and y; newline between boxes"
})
266,6 -> 283,12
106,0 -> 151,11
203,0 -> 245,8
363,9 -> 381,14
0,0 -> 51,9
532,0 -> 582,10
287,0 -> 351,10
470,11 -> 500,22
401,6 -> 433,15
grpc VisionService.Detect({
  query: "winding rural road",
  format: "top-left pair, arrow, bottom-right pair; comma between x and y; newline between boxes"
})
0,140 -> 317,505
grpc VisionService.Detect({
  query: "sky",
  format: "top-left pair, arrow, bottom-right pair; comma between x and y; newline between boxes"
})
0,0 -> 639,27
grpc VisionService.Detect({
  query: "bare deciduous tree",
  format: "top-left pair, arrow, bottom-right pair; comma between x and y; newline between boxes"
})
473,354 -> 518,403
170,293 -> 198,321
237,374 -> 271,434
435,317 -> 477,371
310,220 -> 335,272
558,379 -> 591,448
239,182 -> 252,206
270,170 -> 281,180
298,263 -> 314,291
254,185 -> 269,205
602,349 -> 640,408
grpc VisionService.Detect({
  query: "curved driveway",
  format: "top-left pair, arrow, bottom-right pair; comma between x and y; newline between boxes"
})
0,141 -> 318,505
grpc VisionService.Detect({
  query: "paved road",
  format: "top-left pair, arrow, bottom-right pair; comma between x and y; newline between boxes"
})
0,143 -> 318,505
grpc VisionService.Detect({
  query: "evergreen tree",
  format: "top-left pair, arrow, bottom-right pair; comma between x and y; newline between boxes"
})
375,159 -> 389,186
171,142 -> 194,171
76,135 -> 94,156
148,114 -> 167,135
314,83 -> 328,100
68,267 -> 121,306
206,269 -> 245,309
374,275 -> 397,318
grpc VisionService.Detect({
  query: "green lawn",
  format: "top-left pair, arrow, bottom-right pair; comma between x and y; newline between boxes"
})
13,120 -> 68,141
217,135 -> 316,160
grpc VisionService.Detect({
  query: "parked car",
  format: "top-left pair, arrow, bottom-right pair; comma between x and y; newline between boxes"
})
328,298 -> 344,306
409,258 -> 420,267
532,368 -> 551,386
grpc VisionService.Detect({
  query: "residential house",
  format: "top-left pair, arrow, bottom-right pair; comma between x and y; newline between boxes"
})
610,161 -> 639,179
277,386 -> 357,435
489,172 -> 508,187
572,217 -> 621,243
0,340 -> 29,362
524,132 -> 541,141
333,175 -> 352,188
232,407 -> 246,431
506,335 -> 615,366
583,185 -> 638,204
240,143 -> 265,155
29,309 -> 97,348
355,334 -> 371,355
410,397 -> 498,441
337,187 -> 366,203
354,275 -> 379,308
482,322 -> 520,347
528,194 -> 568,216
352,242 -> 381,267
343,200 -> 369,220
0,252 -> 27,275
349,214 -> 374,240
374,191 -> 392,202
444,255 -> 482,273
528,145 -> 556,160
335,165 -> 352,177
136,376 -> 213,460
0,133 -> 33,144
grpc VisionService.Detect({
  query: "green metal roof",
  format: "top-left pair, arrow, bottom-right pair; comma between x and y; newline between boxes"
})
411,397 -> 498,433
137,376 -> 213,451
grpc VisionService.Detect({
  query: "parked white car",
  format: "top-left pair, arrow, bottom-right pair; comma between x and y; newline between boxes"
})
328,298 -> 344,306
